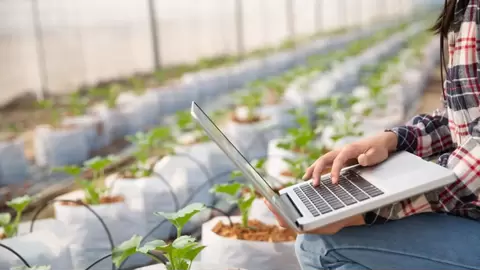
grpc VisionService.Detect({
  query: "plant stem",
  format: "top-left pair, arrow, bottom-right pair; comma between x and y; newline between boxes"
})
241,210 -> 248,228
177,227 -> 182,239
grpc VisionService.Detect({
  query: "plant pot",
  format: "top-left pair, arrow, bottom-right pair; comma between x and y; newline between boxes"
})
249,198 -> 277,224
0,230 -> 73,269
265,139 -> 303,188
223,116 -> 281,161
0,138 -> 29,185
136,261 -> 238,270
153,155 -> 213,233
53,190 -> 145,269
201,216 -> 300,270
33,125 -> 90,167
89,104 -> 129,141
174,141 -> 235,185
104,173 -> 176,240
62,115 -> 110,151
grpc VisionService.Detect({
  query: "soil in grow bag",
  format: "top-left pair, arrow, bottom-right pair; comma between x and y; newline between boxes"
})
59,195 -> 124,206
212,220 -> 296,242
230,112 -> 265,124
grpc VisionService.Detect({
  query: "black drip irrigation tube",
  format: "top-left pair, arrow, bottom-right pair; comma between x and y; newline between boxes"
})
29,199 -> 116,270
0,243 -> 31,268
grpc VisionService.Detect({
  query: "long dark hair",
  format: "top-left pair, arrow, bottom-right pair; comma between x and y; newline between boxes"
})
432,0 -> 457,38
432,0 -> 457,99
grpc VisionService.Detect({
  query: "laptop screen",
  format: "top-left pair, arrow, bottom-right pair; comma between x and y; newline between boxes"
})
191,102 -> 300,231
190,102 -> 277,199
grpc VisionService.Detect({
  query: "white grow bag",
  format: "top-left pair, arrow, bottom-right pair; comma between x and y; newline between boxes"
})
53,190 -> 145,269
33,125 -> 90,167
0,138 -> 29,185
153,155 -> 213,233
174,141 -> 235,185
62,115 -> 109,151
137,261 -> 236,270
89,104 -> 129,141
201,216 -> 300,270
105,174 -> 177,241
0,230 -> 73,270
249,198 -> 277,224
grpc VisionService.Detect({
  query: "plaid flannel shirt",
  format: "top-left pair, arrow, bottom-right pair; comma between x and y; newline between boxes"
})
364,0 -> 480,224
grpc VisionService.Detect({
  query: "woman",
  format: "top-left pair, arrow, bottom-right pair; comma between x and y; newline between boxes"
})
267,0 -> 480,269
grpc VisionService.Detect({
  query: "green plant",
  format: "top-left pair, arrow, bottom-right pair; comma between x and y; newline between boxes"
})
37,99 -> 61,126
129,76 -> 146,94
234,90 -> 263,121
211,182 -> 255,228
112,203 -> 206,270
0,196 -> 32,238
174,111 -> 209,143
277,110 -> 316,154
53,158 -> 115,205
124,127 -> 174,178
68,92 -> 88,116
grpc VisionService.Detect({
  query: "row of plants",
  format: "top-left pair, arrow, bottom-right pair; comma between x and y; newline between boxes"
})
0,18 -> 389,187
0,15 -> 439,271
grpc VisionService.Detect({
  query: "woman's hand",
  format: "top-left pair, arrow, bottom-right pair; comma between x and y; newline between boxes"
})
263,199 -> 365,234
305,131 -> 398,185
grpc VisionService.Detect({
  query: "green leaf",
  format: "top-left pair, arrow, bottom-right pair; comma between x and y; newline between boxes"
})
229,170 -> 243,179
112,235 -> 142,268
137,239 -> 168,254
0,213 -> 11,226
184,244 -> 205,263
154,203 -> 206,232
7,196 -> 32,213
210,183 -> 242,197
52,165 -> 82,177
172,235 -> 196,249
84,156 -> 115,173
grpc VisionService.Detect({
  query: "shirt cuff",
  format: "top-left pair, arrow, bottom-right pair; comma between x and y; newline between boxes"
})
385,126 -> 417,154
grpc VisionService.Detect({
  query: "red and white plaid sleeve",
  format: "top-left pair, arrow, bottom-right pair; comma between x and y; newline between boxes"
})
364,0 -> 480,225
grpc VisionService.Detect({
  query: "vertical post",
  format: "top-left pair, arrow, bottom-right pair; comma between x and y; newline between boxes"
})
314,0 -> 323,33
147,0 -> 161,70
31,0 -> 47,100
286,0 -> 295,40
234,0 -> 244,57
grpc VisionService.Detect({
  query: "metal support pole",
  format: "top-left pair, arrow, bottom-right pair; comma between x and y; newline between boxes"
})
314,0 -> 323,32
286,0 -> 295,40
31,0 -> 47,100
234,0 -> 244,57
147,0 -> 161,70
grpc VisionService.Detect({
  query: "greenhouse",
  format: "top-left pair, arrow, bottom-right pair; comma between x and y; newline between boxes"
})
1,0 -> 479,270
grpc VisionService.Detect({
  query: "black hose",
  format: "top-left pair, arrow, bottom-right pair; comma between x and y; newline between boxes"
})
0,243 -> 31,268
29,199 -> 115,270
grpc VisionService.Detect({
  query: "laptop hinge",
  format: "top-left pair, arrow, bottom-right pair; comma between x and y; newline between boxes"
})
280,193 -> 302,222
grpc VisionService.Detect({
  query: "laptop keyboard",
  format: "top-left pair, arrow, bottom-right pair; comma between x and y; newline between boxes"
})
293,170 -> 384,217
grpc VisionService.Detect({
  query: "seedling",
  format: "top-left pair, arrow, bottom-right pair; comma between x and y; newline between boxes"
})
129,76 -> 146,94
68,92 -> 88,116
277,109 -> 316,154
174,111 -> 209,144
112,203 -> 206,270
234,90 -> 263,121
211,182 -> 255,228
0,196 -> 32,238
53,158 -> 114,205
125,127 -> 174,178
37,99 -> 61,126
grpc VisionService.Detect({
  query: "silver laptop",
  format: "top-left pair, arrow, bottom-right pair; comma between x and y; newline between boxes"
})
191,102 -> 456,232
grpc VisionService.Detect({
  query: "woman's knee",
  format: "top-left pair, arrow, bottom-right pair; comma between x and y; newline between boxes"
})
295,234 -> 332,269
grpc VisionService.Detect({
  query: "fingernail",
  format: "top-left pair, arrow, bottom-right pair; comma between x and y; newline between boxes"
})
302,173 -> 307,180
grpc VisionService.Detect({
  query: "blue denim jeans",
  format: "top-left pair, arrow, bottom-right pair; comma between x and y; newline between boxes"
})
295,213 -> 480,269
